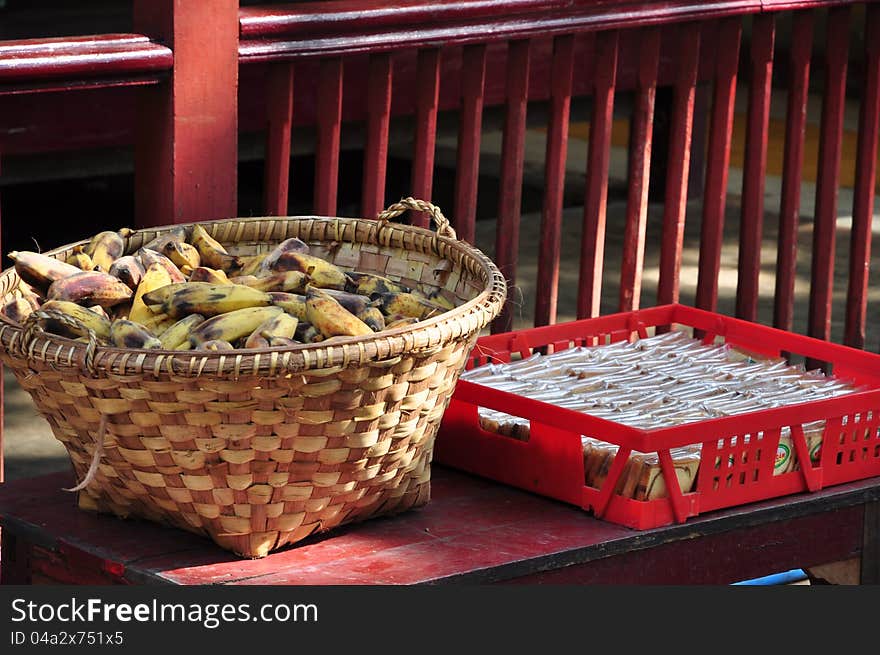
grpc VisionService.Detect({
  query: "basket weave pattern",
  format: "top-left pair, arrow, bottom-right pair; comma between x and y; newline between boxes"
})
0,208 -> 506,558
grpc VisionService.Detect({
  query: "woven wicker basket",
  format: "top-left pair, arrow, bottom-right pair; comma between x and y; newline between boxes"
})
0,199 -> 506,558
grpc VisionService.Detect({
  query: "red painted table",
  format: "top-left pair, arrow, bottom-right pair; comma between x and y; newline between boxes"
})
1,466 -> 878,585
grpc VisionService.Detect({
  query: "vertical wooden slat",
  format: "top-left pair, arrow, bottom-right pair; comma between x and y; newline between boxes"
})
453,44 -> 487,245
735,14 -> 776,322
411,48 -> 441,228
577,30 -> 618,319
263,63 -> 294,216
657,23 -> 701,306
807,6 -> 851,344
844,5 -> 880,350
133,0 -> 239,226
362,54 -> 393,218
314,57 -> 343,216
773,10 -> 814,332
534,35 -> 575,327
619,27 -> 661,313
695,18 -> 742,312
493,39 -> 531,334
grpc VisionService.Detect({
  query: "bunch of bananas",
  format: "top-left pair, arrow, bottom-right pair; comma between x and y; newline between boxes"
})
2,224 -> 455,352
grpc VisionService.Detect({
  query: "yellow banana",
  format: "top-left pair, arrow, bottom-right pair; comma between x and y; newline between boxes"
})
188,266 -> 230,284
8,251 -> 82,293
196,339 -> 236,351
267,336 -> 297,347
238,252 -> 269,277
66,247 -> 97,271
161,240 -> 201,271
376,292 -> 445,320
40,300 -> 112,341
143,282 -> 272,319
231,270 -> 308,294
269,252 -> 347,289
312,287 -> 375,315
305,289 -> 373,338
141,226 -> 189,253
417,289 -> 456,311
110,319 -> 162,349
345,271 -> 411,297
84,230 -> 126,272
357,306 -> 386,332
47,271 -> 134,309
137,248 -> 187,284
385,315 -> 420,329
243,311 -> 298,349
157,313 -> 206,349
190,224 -> 242,273
267,292 -> 308,322
129,262 -> 173,326
189,305 -> 284,346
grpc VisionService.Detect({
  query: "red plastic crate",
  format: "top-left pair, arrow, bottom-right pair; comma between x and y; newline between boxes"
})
435,304 -> 880,529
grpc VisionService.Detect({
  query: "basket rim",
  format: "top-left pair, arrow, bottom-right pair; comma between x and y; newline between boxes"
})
0,213 -> 507,378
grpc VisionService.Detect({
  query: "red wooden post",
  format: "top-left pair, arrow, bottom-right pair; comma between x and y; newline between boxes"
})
453,44 -> 487,245
577,30 -> 618,319
411,48 -> 441,228
618,27 -> 661,313
844,4 -> 880,350
535,34 -> 575,327
315,57 -> 343,216
808,6 -> 851,344
493,39 -> 531,333
362,54 -> 393,218
695,18 -> 742,312
736,13 -> 775,322
773,10 -> 814,333
657,22 -> 701,306
133,0 -> 239,227
263,63 -> 295,216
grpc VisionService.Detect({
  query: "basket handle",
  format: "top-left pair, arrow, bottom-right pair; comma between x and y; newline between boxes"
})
17,308 -> 100,377
376,197 -> 457,240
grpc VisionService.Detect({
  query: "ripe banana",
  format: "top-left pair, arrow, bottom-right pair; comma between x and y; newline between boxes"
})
157,313 -> 206,350
190,224 -> 242,273
47,271 -> 134,309
141,226 -> 189,253
311,287 -> 375,315
269,252 -> 347,290
238,252 -> 269,277
188,266 -> 230,284
110,319 -> 162,349
129,262 -> 174,326
385,315 -> 420,329
144,282 -> 272,318
84,230 -> 126,272
243,311 -> 298,349
196,339 -> 236,351
161,240 -> 201,271
294,321 -> 323,344
267,336 -> 298,347
189,305 -> 284,346
305,289 -> 373,338
418,289 -> 456,311
137,248 -> 187,284
357,306 -> 386,332
2,297 -> 35,324
8,251 -> 82,292
260,237 -> 310,272
231,271 -> 308,294
345,271 -> 411,297
66,247 -> 97,271
40,299 -> 112,341
267,292 -> 307,321
375,292 -> 445,320
108,255 -> 146,291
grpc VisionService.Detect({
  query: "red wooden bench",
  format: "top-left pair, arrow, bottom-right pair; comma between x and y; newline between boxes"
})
1,0 -> 879,583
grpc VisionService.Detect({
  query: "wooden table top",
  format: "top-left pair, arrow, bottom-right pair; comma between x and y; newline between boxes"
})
2,466 -> 879,585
